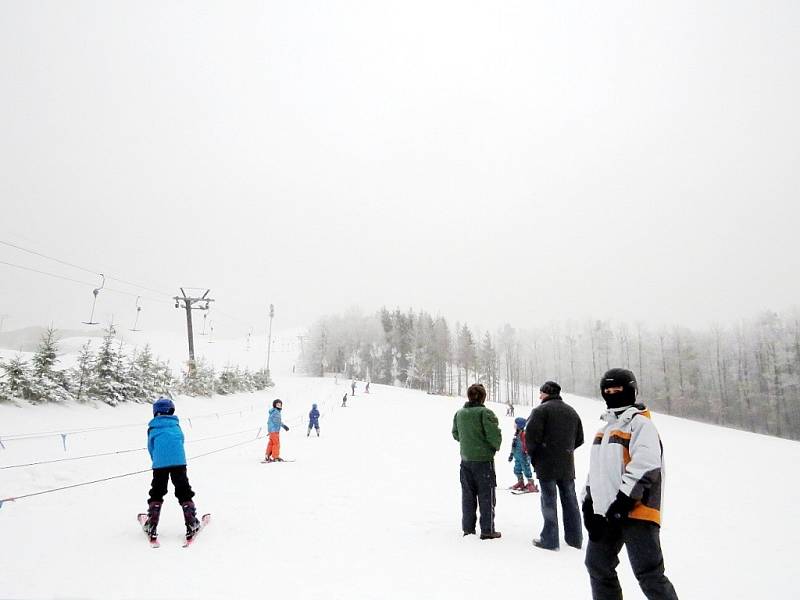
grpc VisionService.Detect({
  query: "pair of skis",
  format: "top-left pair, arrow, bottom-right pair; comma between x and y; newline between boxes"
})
137,513 -> 211,548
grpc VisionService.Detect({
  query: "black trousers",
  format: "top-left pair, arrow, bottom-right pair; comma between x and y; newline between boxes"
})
459,460 -> 497,534
148,465 -> 195,504
585,519 -> 679,600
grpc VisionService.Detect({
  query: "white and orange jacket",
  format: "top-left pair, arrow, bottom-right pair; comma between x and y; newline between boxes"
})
584,405 -> 664,526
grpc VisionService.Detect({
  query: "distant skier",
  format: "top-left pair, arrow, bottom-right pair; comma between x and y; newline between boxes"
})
341,393 -> 348,407
351,380 -> 356,396
142,397 -> 202,541
365,382 -> 370,394
265,399 -> 290,462
508,417 -> 538,493
506,403 -> 515,417
308,403 -> 320,437
583,369 -> 679,600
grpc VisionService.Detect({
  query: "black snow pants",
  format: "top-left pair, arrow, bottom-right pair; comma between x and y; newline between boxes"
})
585,519 -> 679,600
459,460 -> 497,535
148,465 -> 195,504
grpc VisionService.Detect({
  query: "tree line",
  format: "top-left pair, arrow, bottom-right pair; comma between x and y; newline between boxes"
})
302,307 -> 800,440
0,326 -> 273,405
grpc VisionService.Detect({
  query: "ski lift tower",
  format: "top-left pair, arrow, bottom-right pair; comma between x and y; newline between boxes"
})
174,288 -> 214,367
265,303 -> 275,379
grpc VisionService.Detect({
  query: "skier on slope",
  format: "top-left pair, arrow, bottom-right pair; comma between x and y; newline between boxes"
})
341,393 -> 348,407
142,397 -> 202,541
582,368 -> 679,600
308,403 -> 321,437
351,379 -> 356,396
508,417 -> 538,493
265,399 -> 290,462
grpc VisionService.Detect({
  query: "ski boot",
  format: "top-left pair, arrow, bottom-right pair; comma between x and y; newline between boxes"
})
272,457 -> 284,462
142,500 -> 162,538
181,500 -> 201,538
509,480 -> 524,491
525,481 -> 539,493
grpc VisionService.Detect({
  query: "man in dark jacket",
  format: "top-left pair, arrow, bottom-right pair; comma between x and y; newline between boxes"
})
452,383 -> 502,539
526,380 -> 584,550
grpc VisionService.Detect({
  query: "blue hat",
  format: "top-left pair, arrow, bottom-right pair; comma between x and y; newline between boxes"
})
153,397 -> 175,416
514,417 -> 527,429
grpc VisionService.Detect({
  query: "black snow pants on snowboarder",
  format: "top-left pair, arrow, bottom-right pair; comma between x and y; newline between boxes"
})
459,460 -> 497,535
585,519 -> 679,600
148,465 -> 195,504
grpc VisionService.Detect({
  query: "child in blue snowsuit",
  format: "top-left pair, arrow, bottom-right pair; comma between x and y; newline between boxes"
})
143,397 -> 201,539
307,403 -> 320,437
508,417 -> 538,492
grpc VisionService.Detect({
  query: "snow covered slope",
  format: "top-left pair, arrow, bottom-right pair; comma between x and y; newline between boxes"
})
1,377 -> 798,599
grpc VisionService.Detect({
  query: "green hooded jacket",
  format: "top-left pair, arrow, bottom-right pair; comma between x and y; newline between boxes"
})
452,402 -> 502,462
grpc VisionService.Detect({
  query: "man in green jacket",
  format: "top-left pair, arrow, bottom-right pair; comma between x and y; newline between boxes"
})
452,383 -> 502,539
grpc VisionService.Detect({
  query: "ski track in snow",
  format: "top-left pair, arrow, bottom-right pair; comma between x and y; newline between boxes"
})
1,377 -> 799,599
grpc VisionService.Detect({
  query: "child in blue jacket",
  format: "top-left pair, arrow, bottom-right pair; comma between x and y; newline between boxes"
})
307,403 -> 320,437
265,398 -> 290,461
508,417 -> 538,493
142,397 -> 201,539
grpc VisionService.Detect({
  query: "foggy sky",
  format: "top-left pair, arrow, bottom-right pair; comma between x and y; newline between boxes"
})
1,1 -> 799,339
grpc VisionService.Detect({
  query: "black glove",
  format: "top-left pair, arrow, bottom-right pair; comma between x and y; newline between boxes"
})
282,424 -> 290,431
582,497 -> 608,542
605,491 -> 636,526
508,454 -> 513,462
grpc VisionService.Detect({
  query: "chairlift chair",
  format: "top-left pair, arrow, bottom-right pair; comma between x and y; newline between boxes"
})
130,296 -> 143,332
82,274 -> 105,325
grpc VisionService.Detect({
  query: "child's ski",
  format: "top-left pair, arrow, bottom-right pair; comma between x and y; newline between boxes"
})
182,513 -> 211,548
260,459 -> 296,463
510,489 -> 537,495
136,513 -> 160,548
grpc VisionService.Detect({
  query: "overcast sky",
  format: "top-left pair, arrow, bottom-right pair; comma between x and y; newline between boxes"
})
1,1 -> 798,338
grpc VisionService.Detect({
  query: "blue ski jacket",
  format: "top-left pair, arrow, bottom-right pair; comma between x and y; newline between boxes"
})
147,415 -> 187,469
268,407 -> 283,433
309,404 -> 320,426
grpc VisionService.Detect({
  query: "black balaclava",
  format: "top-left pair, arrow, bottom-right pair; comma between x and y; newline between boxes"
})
272,399 -> 283,410
600,368 -> 638,409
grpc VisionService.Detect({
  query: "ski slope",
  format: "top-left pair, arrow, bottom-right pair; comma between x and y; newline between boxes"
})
1,376 -> 798,599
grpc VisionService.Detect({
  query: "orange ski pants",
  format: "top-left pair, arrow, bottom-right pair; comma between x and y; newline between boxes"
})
266,432 -> 281,459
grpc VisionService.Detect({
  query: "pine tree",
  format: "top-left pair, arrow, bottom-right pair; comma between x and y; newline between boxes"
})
0,355 -> 34,402
90,326 -> 126,405
28,327 -> 72,403
73,340 -> 94,403
181,359 -> 214,396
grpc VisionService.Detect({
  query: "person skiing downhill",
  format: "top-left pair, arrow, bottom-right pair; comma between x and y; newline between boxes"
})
141,397 -> 202,541
583,368 -> 679,600
265,399 -> 290,462
351,380 -> 356,396
508,417 -> 538,493
308,403 -> 320,437
341,393 -> 348,407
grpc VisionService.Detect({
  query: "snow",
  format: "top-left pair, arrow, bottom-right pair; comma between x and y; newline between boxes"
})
1,342 -> 799,598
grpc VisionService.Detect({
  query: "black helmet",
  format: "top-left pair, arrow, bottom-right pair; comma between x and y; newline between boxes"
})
600,368 -> 637,409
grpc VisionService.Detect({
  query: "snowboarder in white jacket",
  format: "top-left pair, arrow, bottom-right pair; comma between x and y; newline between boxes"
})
583,368 -> 678,600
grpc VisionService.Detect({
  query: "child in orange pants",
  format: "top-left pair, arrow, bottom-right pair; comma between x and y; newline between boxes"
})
265,399 -> 290,462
